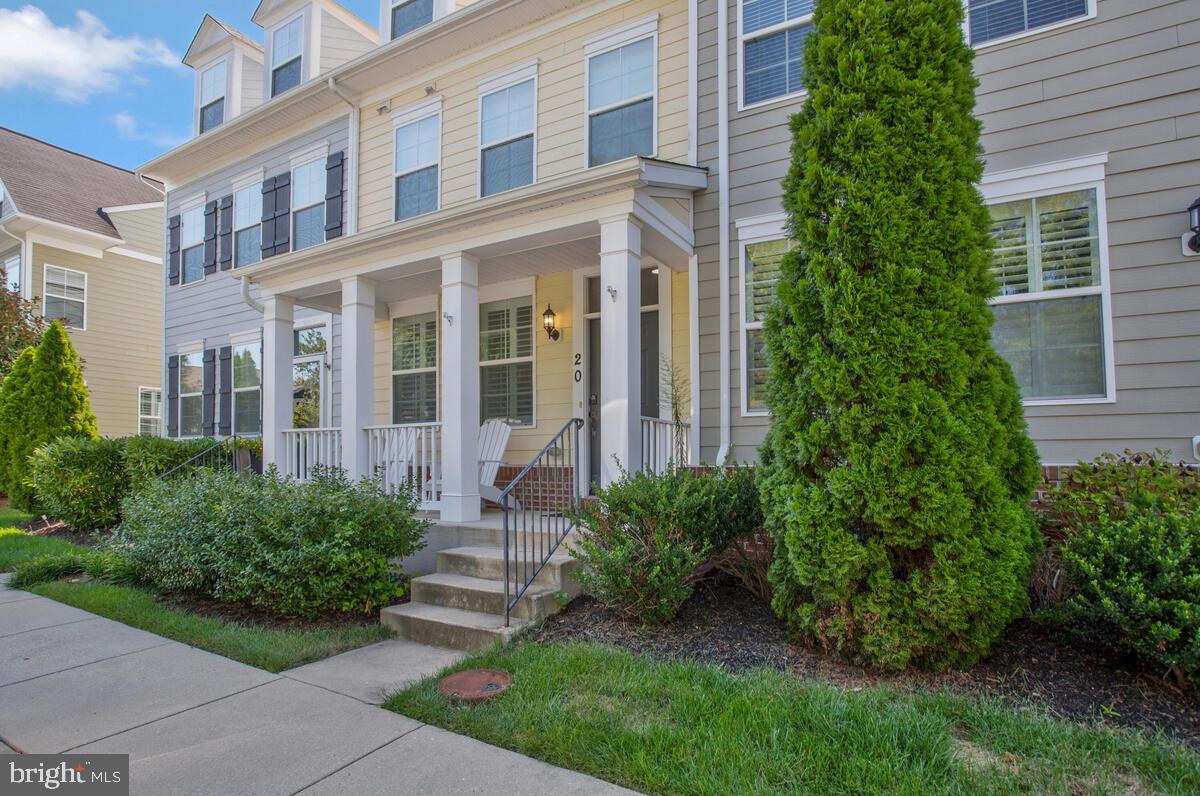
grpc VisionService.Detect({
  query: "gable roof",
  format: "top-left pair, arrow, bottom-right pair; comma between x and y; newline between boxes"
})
0,128 -> 163,240
184,15 -> 263,67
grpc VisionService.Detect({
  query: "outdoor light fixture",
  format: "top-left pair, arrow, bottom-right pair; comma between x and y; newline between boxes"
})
1188,196 -> 1200,254
542,304 -> 560,341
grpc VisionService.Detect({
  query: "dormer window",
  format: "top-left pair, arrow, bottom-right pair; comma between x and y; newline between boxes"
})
199,60 -> 227,133
391,0 -> 433,40
271,16 -> 304,97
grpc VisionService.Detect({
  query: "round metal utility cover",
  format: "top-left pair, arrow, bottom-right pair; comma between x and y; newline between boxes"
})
438,669 -> 512,704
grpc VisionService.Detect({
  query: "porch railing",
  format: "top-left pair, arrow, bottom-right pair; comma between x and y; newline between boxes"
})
641,416 -> 691,474
282,427 -> 342,481
158,435 -> 261,482
500,418 -> 584,626
365,422 -> 442,509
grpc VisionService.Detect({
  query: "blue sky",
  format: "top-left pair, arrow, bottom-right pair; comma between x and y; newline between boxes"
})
0,1 -> 378,170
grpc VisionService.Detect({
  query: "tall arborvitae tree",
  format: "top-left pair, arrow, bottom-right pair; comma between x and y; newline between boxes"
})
0,346 -> 35,496
760,0 -> 1041,670
6,322 -> 97,510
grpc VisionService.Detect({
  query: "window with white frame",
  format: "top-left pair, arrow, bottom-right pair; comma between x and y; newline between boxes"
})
199,60 -> 226,134
2,253 -> 19,294
480,77 -> 535,197
392,312 -> 438,423
43,265 -> 86,329
394,110 -> 440,221
138,388 -> 161,436
292,322 -> 328,429
291,159 -> 325,252
180,204 -> 205,285
967,0 -> 1091,46
271,16 -> 304,97
234,182 -> 263,267
987,185 -> 1110,402
480,296 -> 533,426
232,341 -> 262,435
586,34 -> 655,167
741,0 -> 813,107
178,350 -> 204,437
391,0 -> 433,39
741,238 -> 788,413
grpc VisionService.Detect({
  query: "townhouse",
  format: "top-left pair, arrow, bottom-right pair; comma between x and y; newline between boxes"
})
141,0 -> 1200,528
0,129 -> 164,437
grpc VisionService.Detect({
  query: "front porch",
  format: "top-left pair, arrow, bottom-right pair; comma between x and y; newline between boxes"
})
243,157 -> 703,522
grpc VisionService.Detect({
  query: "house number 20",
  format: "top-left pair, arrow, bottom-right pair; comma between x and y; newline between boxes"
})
574,353 -> 582,383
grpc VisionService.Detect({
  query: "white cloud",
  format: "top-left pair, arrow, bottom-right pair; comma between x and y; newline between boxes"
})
111,112 -> 187,150
0,6 -> 180,102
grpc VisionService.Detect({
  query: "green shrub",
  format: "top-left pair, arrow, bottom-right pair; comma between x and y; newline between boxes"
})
29,437 -> 129,529
570,467 -> 762,623
9,547 -> 135,590
1056,503 -> 1200,687
109,467 -> 427,617
122,436 -> 221,491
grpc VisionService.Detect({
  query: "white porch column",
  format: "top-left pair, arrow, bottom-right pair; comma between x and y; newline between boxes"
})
262,295 -> 295,472
599,215 -> 642,485
440,253 -> 481,522
341,276 -> 376,481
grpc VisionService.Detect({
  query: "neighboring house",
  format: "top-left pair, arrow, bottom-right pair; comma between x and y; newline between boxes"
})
0,129 -> 165,438
141,0 -> 1200,524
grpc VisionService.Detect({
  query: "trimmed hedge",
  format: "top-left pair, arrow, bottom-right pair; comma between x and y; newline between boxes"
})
28,437 -> 129,530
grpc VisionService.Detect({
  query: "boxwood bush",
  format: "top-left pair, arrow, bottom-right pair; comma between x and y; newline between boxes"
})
28,437 -> 129,529
108,467 -> 427,617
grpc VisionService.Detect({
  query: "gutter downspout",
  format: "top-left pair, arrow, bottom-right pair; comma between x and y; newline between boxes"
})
327,77 -> 360,236
716,0 -> 732,464
240,276 -> 266,314
135,172 -> 166,198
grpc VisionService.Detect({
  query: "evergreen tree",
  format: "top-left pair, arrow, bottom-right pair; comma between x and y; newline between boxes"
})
7,322 -> 98,510
0,346 -> 35,496
760,0 -> 1041,670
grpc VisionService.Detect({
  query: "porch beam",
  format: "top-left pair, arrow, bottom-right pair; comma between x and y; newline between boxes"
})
262,295 -> 295,471
599,214 -> 643,485
341,276 -> 376,481
441,252 -> 482,522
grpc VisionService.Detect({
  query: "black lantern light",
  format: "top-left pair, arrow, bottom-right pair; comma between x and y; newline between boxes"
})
1188,196 -> 1200,254
542,304 -> 560,341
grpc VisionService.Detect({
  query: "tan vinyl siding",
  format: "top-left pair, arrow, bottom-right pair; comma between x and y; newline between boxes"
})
320,11 -> 375,74
30,244 -> 162,438
357,0 -> 691,232
697,0 -> 1200,465
106,206 -> 164,258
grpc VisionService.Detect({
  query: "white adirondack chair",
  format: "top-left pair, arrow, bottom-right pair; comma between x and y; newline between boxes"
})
477,419 -> 513,505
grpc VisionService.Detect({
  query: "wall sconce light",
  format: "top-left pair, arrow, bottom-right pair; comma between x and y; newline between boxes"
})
542,304 -> 560,341
1187,196 -> 1200,254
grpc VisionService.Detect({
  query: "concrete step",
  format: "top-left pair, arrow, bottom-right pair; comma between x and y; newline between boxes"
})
429,522 -> 582,551
436,546 -> 580,591
411,573 -> 565,621
380,603 -> 529,652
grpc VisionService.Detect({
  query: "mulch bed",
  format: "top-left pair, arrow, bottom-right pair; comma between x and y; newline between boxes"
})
25,517 -> 103,548
155,591 -> 388,632
531,575 -> 1200,747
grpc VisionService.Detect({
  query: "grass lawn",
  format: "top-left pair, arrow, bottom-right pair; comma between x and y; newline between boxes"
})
0,525 -> 80,572
388,642 -> 1200,796
27,579 -> 390,672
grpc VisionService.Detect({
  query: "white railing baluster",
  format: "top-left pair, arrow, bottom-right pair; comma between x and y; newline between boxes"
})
363,423 -> 442,510
280,428 -> 343,481
639,417 -> 691,475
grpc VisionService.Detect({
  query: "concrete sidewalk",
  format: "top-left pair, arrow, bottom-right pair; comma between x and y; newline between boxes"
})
0,574 -> 637,795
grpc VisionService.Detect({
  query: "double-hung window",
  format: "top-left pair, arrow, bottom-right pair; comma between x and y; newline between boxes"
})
480,296 -> 534,426
586,31 -> 655,167
199,60 -> 226,134
741,237 -> 788,413
43,265 -> 86,329
2,253 -> 20,294
741,0 -> 813,108
291,159 -> 325,252
234,182 -> 263,267
967,0 -> 1092,47
232,341 -> 262,435
271,16 -> 304,97
394,107 -> 440,221
178,351 -> 204,437
392,312 -> 438,424
479,76 -> 535,197
180,204 -> 205,285
138,388 -> 162,436
391,0 -> 433,39
986,184 -> 1111,402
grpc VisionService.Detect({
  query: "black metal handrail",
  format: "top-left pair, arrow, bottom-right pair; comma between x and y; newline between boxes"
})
157,436 -> 260,482
500,418 -> 583,626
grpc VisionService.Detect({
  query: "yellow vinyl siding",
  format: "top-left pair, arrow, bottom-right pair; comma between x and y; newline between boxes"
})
106,206 -> 164,258
30,244 -> 162,438
357,0 -> 691,233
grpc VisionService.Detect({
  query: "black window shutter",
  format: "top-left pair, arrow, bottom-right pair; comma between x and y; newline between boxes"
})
272,173 -> 291,256
167,355 -> 180,437
203,201 -> 218,275
202,348 -> 217,437
260,176 -> 277,258
325,150 -> 345,240
218,195 -> 234,271
219,346 -> 233,436
168,215 -> 181,286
